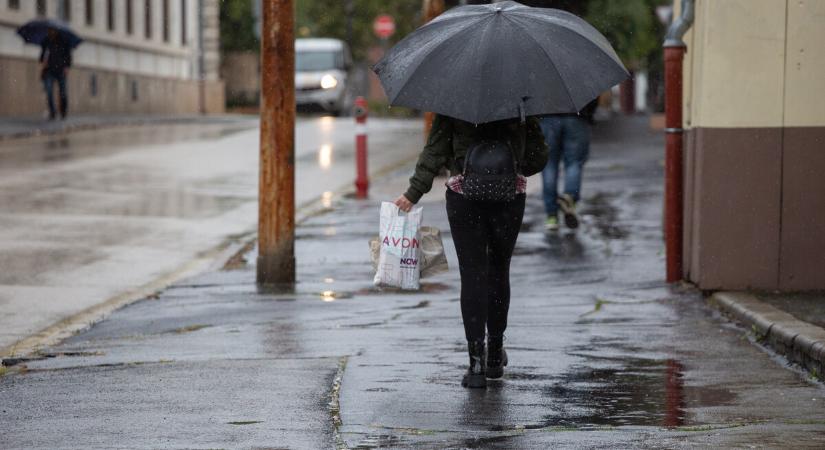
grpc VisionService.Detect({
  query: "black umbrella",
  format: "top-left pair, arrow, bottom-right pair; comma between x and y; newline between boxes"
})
17,19 -> 83,49
373,1 -> 629,124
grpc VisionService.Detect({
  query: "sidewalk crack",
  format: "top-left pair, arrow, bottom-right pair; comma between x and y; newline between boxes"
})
329,355 -> 349,450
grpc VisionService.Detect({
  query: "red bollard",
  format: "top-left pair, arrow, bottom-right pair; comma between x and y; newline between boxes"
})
354,96 -> 369,199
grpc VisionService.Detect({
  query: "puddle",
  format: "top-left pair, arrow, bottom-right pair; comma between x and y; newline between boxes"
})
320,290 -> 354,302
227,420 -> 263,426
580,192 -> 629,240
354,282 -> 451,296
399,300 -> 431,309
541,357 -> 735,428
2,351 -> 106,367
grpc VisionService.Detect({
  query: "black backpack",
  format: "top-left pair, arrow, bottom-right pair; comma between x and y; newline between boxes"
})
461,118 -> 526,202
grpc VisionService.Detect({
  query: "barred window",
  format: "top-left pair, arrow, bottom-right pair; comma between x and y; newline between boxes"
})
180,0 -> 187,45
144,0 -> 152,39
162,0 -> 169,42
125,0 -> 133,34
85,0 -> 93,26
106,0 -> 115,31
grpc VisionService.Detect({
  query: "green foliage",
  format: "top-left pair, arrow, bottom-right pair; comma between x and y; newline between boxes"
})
584,0 -> 670,69
220,0 -> 259,52
293,0 -> 670,68
296,0 -> 422,61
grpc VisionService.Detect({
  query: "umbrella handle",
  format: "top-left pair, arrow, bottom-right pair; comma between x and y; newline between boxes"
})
518,99 -> 526,124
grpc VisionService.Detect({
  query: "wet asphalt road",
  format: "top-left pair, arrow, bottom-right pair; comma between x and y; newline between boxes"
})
0,115 -> 423,353
2,116 -> 825,449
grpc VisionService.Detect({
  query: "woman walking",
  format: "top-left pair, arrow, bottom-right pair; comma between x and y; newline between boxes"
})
373,0 -> 628,388
394,114 -> 548,388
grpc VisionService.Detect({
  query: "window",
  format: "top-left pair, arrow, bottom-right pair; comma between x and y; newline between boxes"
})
106,0 -> 115,31
162,0 -> 169,42
144,0 -> 152,39
131,80 -> 139,101
125,0 -> 133,34
8,0 -> 20,11
59,0 -> 71,21
180,0 -> 186,45
36,0 -> 46,16
89,73 -> 98,97
85,0 -> 93,26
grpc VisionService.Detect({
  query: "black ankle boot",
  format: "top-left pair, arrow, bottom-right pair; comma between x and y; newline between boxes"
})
486,334 -> 508,379
462,339 -> 487,388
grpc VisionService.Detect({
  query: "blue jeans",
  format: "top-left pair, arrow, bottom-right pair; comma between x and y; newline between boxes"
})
43,71 -> 68,118
540,115 -> 591,216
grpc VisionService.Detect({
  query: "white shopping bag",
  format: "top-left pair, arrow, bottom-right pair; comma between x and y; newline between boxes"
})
373,202 -> 423,290
369,226 -> 448,279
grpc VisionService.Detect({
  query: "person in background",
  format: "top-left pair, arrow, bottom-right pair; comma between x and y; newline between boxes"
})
40,27 -> 73,120
540,98 -> 599,231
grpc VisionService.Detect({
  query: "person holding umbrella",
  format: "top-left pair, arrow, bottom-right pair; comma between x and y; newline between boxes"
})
374,1 -> 628,388
40,27 -> 73,120
16,20 -> 82,120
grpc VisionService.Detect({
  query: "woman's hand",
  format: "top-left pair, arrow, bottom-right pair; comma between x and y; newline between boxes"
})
394,194 -> 414,212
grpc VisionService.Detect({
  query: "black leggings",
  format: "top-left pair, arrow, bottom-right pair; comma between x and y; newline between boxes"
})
446,189 -> 525,342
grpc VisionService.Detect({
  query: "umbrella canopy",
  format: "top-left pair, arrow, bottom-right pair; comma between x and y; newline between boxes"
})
17,19 -> 82,49
373,1 -> 629,124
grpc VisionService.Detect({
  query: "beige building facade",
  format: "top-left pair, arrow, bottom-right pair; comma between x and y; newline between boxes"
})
0,0 -> 224,117
680,0 -> 825,290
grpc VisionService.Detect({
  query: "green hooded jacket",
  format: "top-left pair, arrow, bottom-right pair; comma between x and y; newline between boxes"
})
404,114 -> 549,204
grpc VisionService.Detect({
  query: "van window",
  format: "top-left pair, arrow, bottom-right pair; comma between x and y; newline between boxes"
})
296,51 -> 343,72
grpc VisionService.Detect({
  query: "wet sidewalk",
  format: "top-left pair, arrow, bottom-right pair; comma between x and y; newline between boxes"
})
2,116 -> 824,449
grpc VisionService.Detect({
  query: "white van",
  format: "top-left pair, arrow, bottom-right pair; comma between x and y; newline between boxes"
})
295,38 -> 352,115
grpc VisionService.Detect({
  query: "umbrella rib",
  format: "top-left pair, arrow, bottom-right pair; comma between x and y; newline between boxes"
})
388,15 -> 491,109
509,10 -> 625,71
503,14 -> 578,112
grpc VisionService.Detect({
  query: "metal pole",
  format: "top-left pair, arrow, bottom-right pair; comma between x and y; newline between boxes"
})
663,0 -> 694,283
257,0 -> 296,285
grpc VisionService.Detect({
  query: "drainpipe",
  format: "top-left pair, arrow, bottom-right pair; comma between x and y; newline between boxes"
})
663,0 -> 694,283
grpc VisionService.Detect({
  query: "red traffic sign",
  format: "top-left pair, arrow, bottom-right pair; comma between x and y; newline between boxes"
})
373,14 -> 396,39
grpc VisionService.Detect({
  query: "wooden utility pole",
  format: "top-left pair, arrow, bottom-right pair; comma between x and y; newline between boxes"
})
422,0 -> 445,137
257,0 -> 295,285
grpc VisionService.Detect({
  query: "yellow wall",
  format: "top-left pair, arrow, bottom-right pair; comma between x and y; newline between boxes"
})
687,0 -> 787,128
683,0 -> 825,128
784,0 -> 825,127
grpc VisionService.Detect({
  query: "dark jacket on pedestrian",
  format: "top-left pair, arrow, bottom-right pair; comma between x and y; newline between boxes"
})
404,114 -> 549,203
40,34 -> 72,75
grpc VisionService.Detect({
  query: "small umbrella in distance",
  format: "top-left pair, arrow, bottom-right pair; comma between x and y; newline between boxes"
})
17,19 -> 82,49
373,1 -> 629,124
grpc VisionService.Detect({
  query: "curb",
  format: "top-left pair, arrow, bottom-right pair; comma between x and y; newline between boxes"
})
0,115 -> 256,142
710,292 -> 825,378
